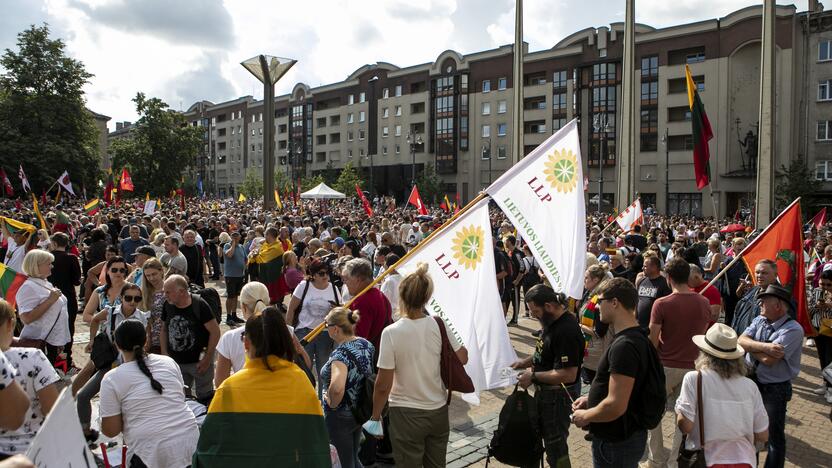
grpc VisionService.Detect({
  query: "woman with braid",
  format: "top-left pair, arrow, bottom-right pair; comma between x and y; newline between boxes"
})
99,320 -> 198,468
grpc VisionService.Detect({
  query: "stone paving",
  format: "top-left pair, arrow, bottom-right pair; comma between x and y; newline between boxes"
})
71,280 -> 832,467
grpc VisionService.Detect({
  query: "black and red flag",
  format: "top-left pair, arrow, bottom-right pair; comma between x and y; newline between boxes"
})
685,64 -> 713,190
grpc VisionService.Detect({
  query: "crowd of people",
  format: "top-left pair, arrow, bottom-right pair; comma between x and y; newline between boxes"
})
0,194 -> 828,468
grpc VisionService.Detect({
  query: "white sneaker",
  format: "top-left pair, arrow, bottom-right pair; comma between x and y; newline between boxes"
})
826,388 -> 832,404
807,338 -> 816,347
813,385 -> 828,395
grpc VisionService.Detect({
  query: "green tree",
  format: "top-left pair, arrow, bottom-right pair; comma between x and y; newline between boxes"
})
301,174 -> 324,191
415,162 -> 444,203
110,92 -> 202,196
0,24 -> 100,192
238,169 -> 263,199
333,161 -> 364,195
775,159 -> 821,216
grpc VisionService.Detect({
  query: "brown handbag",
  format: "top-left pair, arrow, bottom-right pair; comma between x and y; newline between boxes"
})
433,316 -> 474,405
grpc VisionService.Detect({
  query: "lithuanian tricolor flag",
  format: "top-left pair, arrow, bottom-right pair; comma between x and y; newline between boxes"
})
32,194 -> 46,231
193,356 -> 329,467
0,263 -> 27,308
0,217 -> 36,236
84,198 -> 101,216
685,64 -> 713,190
252,240 -> 284,303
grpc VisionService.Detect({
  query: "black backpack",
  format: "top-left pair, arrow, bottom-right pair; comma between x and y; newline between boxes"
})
342,345 -> 380,425
632,330 -> 667,430
487,385 -> 544,467
188,286 -> 222,323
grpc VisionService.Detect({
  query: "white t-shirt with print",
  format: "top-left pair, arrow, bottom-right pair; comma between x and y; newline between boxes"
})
0,348 -> 60,455
99,354 -> 198,468
216,324 -> 294,373
0,349 -> 16,389
292,280 -> 341,330
377,316 -> 461,411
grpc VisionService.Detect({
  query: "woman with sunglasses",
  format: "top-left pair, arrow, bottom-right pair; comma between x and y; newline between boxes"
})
82,256 -> 129,325
140,259 -> 166,354
76,283 -> 148,445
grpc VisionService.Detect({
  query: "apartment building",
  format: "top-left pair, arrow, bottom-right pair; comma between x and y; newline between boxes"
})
182,4 -> 819,216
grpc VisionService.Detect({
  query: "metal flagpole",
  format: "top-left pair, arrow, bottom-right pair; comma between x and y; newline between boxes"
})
301,191 -> 489,344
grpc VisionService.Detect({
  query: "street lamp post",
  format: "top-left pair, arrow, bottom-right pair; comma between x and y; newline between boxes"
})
241,54 -> 296,210
593,114 -> 609,213
406,132 -> 424,187
661,127 -> 669,215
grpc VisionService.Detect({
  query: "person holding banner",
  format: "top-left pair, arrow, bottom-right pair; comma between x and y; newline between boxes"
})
0,299 -> 60,458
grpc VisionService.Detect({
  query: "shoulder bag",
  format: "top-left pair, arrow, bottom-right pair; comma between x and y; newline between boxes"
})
433,316 -> 474,405
90,307 -> 120,370
677,370 -> 707,468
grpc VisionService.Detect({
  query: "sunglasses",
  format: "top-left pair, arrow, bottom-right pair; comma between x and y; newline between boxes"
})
122,295 -> 142,303
596,297 -> 613,304
110,267 -> 128,274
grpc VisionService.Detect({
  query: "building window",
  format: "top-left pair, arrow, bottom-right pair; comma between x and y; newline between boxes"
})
259,128 -> 262,135
497,145 -> 507,159
251,129 -> 255,136
592,63 -> 616,82
360,148 -> 365,157
641,55 -> 658,79
382,146 -> 388,155
640,109 -> 658,151
525,121 -> 546,134
482,125 -> 491,138
686,52 -> 706,64
360,92 -> 366,103
820,80 -> 832,101
497,123 -> 507,136
347,113 -> 354,124
348,149 -> 353,158
251,115 -> 255,123
498,77 -> 507,90
348,94 -> 355,105
395,85 -> 402,97
816,161 -> 832,180
396,144 -> 401,154
348,131 -> 354,141
383,88 -> 389,99
259,113 -> 263,121
668,193 -> 703,216
553,92 -> 567,113
818,121 -> 832,141
359,129 -> 366,140
553,70 -> 567,89
483,80 -> 491,93
821,40 -> 832,62
640,81 -> 658,105
498,100 -> 507,114
482,102 -> 491,115
383,108 -> 389,118
382,126 -> 389,137
395,106 -> 402,116
359,111 -> 366,123
395,125 -> 401,136
553,117 -> 566,132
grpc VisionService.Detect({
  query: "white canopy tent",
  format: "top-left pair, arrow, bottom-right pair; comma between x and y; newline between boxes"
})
300,183 -> 346,199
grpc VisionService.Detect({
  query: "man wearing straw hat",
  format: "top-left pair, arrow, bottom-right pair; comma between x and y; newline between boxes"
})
738,284 -> 804,468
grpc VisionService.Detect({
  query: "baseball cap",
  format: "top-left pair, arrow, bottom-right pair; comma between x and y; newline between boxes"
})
133,246 -> 156,258
333,238 -> 345,248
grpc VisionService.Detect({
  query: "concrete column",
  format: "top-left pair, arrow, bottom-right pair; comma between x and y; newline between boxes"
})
616,0 -> 636,211
755,0 -> 776,227
512,0 -> 524,164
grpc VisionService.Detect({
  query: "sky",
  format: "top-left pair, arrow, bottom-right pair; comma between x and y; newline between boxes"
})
0,0 -> 810,129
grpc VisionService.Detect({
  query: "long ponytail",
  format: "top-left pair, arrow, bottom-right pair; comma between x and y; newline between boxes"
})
114,320 -> 163,394
245,306 -> 295,370
133,345 -> 163,394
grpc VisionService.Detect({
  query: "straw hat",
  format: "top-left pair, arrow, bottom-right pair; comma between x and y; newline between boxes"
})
692,323 -> 745,360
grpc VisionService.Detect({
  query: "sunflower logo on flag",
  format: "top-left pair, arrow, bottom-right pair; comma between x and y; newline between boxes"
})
544,149 -> 578,193
452,225 -> 485,270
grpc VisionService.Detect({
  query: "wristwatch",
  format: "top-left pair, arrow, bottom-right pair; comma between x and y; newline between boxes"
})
530,372 -> 539,385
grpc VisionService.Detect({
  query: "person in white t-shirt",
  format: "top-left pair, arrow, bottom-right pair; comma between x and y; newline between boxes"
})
1,226 -> 32,273
379,255 -> 402,319
15,250 -> 70,364
371,263 -> 468,468
214,282 -> 309,388
99,320 -> 198,468
0,299 -> 60,456
675,323 -> 769,467
0,346 -> 30,432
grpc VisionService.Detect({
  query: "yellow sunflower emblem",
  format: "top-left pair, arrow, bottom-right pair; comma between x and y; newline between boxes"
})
451,225 -> 485,270
544,149 -> 578,193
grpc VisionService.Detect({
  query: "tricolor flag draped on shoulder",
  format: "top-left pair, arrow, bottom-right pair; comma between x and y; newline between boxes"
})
396,197 -> 517,403
485,118 -> 586,299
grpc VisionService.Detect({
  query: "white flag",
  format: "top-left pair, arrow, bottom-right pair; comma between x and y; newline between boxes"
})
397,197 -> 517,403
25,387 -> 96,466
56,170 -> 76,196
615,198 -> 643,233
144,199 -> 157,215
18,165 -> 30,192
485,118 -> 586,299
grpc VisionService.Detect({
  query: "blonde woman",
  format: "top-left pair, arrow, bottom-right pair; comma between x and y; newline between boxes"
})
214,282 -> 309,387
703,239 -> 723,281
141,259 -> 166,353
15,249 -> 70,364
371,263 -> 468,468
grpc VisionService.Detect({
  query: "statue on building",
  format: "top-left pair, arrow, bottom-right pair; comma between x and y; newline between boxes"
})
738,130 -> 758,171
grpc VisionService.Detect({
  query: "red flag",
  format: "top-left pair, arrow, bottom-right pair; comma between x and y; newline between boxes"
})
810,207 -> 827,229
41,189 -> 47,206
114,186 -> 121,207
355,184 -> 373,217
120,168 -> 134,191
0,169 -> 13,197
454,192 -> 461,214
741,199 -> 812,335
407,186 -> 428,215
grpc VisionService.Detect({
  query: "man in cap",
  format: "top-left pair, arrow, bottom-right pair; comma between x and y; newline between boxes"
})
127,245 -> 156,287
738,284 -> 804,468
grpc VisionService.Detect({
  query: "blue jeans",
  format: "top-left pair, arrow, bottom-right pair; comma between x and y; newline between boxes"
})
758,381 -> 791,468
591,429 -> 647,468
325,407 -> 362,468
295,327 -> 334,399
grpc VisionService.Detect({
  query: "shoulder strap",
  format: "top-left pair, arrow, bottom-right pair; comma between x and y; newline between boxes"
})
331,281 -> 340,305
299,280 -> 312,307
109,306 -> 118,340
189,293 -> 200,318
433,316 -> 453,405
696,370 -> 705,447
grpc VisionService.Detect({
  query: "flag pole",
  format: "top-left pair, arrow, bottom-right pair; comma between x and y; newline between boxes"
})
708,185 -> 718,220
301,191 -> 490,345
700,197 -> 801,294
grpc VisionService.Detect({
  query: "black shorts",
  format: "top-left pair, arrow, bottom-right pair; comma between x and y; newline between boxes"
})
225,276 -> 244,298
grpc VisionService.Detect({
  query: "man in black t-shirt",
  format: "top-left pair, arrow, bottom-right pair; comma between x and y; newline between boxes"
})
511,284 -> 584,467
572,278 -> 654,467
161,275 -> 220,399
635,254 -> 671,327
624,224 -> 648,251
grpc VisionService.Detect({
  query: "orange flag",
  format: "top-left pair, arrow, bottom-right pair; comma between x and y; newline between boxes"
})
741,199 -> 812,335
